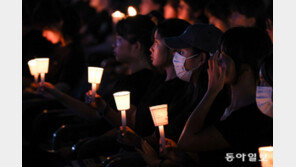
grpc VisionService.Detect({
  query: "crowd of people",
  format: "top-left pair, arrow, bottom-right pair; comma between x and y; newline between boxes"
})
22,0 -> 273,166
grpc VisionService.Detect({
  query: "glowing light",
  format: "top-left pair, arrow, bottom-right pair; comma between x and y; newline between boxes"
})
113,91 -> 131,111
28,59 -> 38,75
149,104 -> 168,150
35,58 -> 49,85
113,91 -> 131,130
149,104 -> 168,126
35,58 -> 49,74
258,146 -> 273,167
88,67 -> 104,102
88,67 -> 104,84
112,11 -> 125,24
128,6 -> 137,16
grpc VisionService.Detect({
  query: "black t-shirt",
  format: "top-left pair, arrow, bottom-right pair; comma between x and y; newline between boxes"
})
107,69 -> 163,110
200,103 -> 273,167
215,103 -> 273,150
135,78 -> 194,140
203,85 -> 231,127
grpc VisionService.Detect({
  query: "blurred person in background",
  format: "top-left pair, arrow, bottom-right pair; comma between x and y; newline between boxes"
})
205,0 -> 232,32
139,0 -> 167,15
177,0 -> 208,24
228,0 -> 267,30
163,0 -> 179,19
34,16 -> 163,159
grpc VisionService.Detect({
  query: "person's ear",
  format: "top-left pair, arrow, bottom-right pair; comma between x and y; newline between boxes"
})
131,41 -> 142,55
196,53 -> 207,66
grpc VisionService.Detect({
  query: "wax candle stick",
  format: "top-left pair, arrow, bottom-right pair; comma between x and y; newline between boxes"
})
149,104 -> 169,151
88,67 -> 104,102
28,59 -> 39,84
40,73 -> 45,86
113,91 -> 130,131
91,83 -> 97,102
35,58 -> 49,86
121,110 -> 127,130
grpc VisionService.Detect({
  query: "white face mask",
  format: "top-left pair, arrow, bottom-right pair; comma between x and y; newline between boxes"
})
256,86 -> 273,117
173,52 -> 199,82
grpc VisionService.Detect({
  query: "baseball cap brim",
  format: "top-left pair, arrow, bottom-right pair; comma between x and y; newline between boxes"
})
164,36 -> 192,49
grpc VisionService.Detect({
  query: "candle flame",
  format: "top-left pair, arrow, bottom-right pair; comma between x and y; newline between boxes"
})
128,6 -> 137,16
112,11 -> 125,18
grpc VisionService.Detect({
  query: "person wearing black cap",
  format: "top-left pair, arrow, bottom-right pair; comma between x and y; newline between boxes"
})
164,23 -> 231,127
173,27 -> 272,167
135,24 -> 231,166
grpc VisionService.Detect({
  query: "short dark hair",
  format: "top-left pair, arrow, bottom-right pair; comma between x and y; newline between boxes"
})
116,15 -> 156,61
220,27 -> 272,82
153,19 -> 190,68
36,0 -> 81,39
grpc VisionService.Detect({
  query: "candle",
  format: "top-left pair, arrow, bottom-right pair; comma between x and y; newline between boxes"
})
128,6 -> 137,16
88,67 -> 104,102
35,58 -> 49,86
28,59 -> 39,84
258,146 -> 273,167
113,91 -> 130,130
158,125 -> 166,150
112,11 -> 125,24
149,104 -> 168,151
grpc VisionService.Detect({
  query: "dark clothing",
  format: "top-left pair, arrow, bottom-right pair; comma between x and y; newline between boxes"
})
45,39 -> 86,96
203,85 -> 231,127
200,103 -> 273,167
135,78 -> 194,141
107,69 -> 163,110
215,103 -> 273,149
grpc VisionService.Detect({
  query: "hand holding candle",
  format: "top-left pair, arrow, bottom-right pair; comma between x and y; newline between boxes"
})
28,59 -> 39,84
113,91 -> 130,131
258,146 -> 273,167
35,58 -> 49,86
149,104 -> 168,151
88,67 -> 104,102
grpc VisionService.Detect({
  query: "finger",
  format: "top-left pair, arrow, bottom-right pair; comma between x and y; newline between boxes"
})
208,59 -> 212,71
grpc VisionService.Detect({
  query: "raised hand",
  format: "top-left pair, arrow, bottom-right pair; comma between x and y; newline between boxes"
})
207,51 -> 226,95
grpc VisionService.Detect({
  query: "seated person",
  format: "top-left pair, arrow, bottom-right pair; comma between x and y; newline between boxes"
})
137,27 -> 273,167
256,54 -> 273,117
111,24 -> 231,166
33,15 -> 162,155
